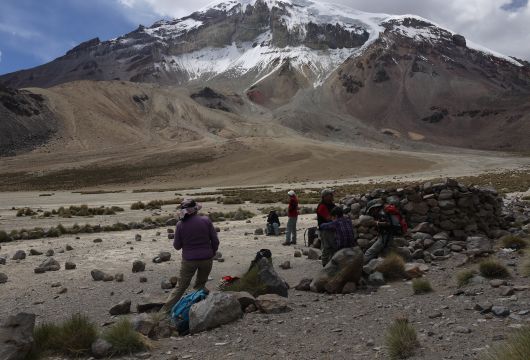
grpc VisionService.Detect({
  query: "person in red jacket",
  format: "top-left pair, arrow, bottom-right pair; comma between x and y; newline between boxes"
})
283,190 -> 299,245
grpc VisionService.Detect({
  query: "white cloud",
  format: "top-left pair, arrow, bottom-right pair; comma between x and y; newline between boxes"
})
115,0 -> 530,60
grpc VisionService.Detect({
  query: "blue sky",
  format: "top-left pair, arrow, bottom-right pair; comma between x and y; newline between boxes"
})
0,0 -> 529,75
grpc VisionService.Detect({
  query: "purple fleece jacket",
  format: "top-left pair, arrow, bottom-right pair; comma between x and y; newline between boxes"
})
173,215 -> 219,261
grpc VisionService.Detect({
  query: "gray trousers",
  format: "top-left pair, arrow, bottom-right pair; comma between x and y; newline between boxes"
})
364,233 -> 393,264
286,217 -> 297,244
267,223 -> 280,236
320,229 -> 336,267
160,258 -> 213,313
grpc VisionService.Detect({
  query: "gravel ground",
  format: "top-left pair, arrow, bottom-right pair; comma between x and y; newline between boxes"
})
1,192 -> 529,360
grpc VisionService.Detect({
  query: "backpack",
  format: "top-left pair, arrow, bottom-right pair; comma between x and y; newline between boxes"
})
171,289 -> 208,335
384,204 -> 408,235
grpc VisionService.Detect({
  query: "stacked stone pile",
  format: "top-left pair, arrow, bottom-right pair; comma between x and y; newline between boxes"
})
340,178 -> 508,260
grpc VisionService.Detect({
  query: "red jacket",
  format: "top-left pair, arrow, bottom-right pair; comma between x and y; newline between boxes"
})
288,196 -> 299,218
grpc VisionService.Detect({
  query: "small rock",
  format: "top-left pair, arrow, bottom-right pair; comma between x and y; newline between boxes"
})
307,248 -> 321,260
500,286 -> 515,297
255,294 -> 292,314
245,304 -> 257,313
0,272 -> 7,284
51,282 -> 61,288
91,338 -> 113,359
490,279 -> 507,288
12,250 -> 26,260
153,252 -> 171,263
65,261 -> 76,270
29,249 -> 42,256
91,269 -> 107,281
115,273 -> 124,282
341,282 -> 357,294
139,276 -> 148,283
109,300 -> 132,315
93,238 -> 102,243
254,228 -> 264,235
45,249 -> 54,257
491,306 -> 510,317
294,251 -> 302,258
34,258 -> 60,273
161,279 -> 174,290
0,257 -> 6,265
58,287 -> 67,294
455,326 -> 472,334
132,260 -> 146,273
66,244 -> 74,251
135,234 -> 142,241
279,261 -> 291,270
428,312 -> 443,319
368,272 -> 385,286
474,301 -> 493,313
295,278 -> 312,291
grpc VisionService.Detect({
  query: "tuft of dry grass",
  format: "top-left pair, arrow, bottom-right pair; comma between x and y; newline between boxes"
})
501,235 -> 528,250
376,253 -> 407,281
385,318 -> 419,359
103,318 -> 150,356
481,326 -> 530,360
456,269 -> 477,287
412,278 -> 433,295
479,259 -> 510,279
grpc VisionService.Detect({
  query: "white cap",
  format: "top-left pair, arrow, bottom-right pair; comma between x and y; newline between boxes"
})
288,190 -> 296,196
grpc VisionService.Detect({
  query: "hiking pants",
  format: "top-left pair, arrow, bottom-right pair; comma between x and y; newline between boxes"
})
267,223 -> 280,236
286,217 -> 297,244
364,233 -> 393,264
161,258 -> 213,313
320,229 -> 336,267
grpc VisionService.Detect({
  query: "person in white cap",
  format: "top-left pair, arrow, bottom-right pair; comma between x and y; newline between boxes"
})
283,190 -> 299,246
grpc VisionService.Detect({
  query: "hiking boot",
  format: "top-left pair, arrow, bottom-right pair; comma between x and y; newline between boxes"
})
282,242 -> 290,246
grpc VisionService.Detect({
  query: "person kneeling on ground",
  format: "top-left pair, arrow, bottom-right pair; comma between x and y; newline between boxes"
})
266,210 -> 280,236
160,199 -> 219,313
316,188 -> 336,267
363,200 -> 402,264
319,207 -> 357,254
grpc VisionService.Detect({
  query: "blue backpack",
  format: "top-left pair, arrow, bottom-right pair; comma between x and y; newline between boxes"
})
171,289 -> 208,335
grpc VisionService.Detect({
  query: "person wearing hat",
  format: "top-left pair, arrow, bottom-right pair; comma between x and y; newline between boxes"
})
283,190 -> 299,245
160,199 -> 219,313
363,199 -> 395,264
266,209 -> 281,236
316,188 -> 337,266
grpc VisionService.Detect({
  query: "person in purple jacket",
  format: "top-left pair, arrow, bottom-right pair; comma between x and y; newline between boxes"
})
160,199 -> 219,313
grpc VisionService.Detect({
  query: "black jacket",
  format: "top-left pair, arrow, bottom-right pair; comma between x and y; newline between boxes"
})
267,212 -> 280,225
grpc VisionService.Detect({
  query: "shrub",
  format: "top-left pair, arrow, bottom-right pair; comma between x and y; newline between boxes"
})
16,207 -> 35,217
103,318 -> 148,355
385,318 -> 419,359
479,259 -> 510,279
481,326 -> 530,360
221,263 -> 267,297
46,227 -> 61,238
208,208 -> 255,222
222,197 -> 244,205
0,230 -> 12,243
457,269 -> 477,287
376,253 -> 407,281
501,235 -> 528,250
412,278 -> 433,295
131,201 -> 145,210
32,314 -> 97,357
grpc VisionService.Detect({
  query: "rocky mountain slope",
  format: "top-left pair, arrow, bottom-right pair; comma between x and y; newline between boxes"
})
0,0 -> 529,155
0,85 -> 57,156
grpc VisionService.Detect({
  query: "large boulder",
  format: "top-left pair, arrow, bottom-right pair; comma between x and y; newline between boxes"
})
254,258 -> 289,297
109,300 -> 131,315
12,250 -> 26,261
255,294 -> 292,314
310,248 -> 364,293
189,292 -> 242,333
0,313 -> 36,360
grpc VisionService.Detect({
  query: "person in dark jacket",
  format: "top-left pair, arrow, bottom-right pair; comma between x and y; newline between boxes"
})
266,210 -> 280,236
160,199 -> 219,313
316,188 -> 336,266
363,200 -> 396,264
283,190 -> 299,245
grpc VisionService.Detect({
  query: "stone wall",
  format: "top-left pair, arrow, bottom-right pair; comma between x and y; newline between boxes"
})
340,178 -> 507,260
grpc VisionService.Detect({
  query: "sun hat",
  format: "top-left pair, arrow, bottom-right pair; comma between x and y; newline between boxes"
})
288,190 -> 296,196
179,199 -> 202,218
321,188 -> 334,197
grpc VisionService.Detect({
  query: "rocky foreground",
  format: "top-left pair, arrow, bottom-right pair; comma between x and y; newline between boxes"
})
1,179 -> 529,359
